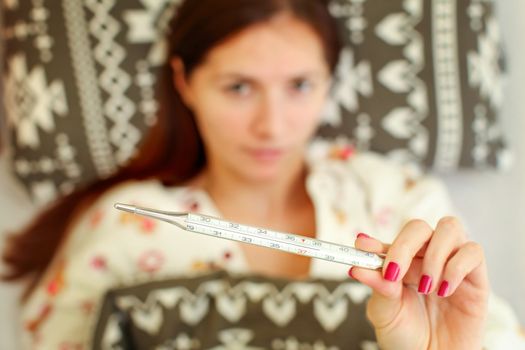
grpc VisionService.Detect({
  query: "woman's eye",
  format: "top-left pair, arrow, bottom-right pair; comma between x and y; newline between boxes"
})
291,79 -> 312,93
226,82 -> 251,96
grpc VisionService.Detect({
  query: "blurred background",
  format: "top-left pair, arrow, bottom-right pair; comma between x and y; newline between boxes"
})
441,0 -> 525,324
1,0 -> 524,349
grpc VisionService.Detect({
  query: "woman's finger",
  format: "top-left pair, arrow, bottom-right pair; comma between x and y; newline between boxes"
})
382,219 -> 434,282
350,257 -> 424,291
436,241 -> 488,298
354,233 -> 389,254
350,261 -> 425,330
355,233 -> 428,258
349,267 -> 400,299
417,216 -> 466,294
353,233 -> 424,286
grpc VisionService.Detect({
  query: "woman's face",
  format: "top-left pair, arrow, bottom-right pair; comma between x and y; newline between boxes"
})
175,14 -> 331,182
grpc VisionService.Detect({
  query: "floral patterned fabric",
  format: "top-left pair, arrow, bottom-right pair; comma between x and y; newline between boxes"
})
19,146 -> 525,349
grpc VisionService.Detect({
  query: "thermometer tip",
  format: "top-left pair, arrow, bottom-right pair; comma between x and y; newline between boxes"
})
114,203 -> 136,214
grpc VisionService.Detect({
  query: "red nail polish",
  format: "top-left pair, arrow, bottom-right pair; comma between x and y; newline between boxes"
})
357,233 -> 369,239
418,275 -> 432,294
438,281 -> 449,297
384,262 -> 400,281
348,267 -> 354,279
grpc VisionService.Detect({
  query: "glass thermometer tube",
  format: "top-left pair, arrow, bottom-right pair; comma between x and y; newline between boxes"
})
114,203 -> 384,270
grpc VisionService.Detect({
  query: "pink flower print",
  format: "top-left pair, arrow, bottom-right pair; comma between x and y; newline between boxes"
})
223,250 -> 233,260
80,300 -> 95,315
25,303 -> 52,333
89,209 -> 104,228
46,261 -> 66,297
90,255 -> 107,271
375,207 -> 394,227
183,199 -> 200,212
329,144 -> 356,161
138,250 -> 165,273
119,207 -> 157,234
339,144 -> 356,160
47,280 -> 61,296
141,218 -> 156,232
190,201 -> 199,211
59,342 -> 83,350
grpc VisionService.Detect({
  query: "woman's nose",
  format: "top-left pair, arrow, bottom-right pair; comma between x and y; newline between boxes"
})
251,93 -> 286,139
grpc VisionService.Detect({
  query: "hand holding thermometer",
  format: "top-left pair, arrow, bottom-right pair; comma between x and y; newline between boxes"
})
114,203 -> 385,270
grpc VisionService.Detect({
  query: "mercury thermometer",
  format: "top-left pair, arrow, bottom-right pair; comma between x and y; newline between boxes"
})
114,203 -> 384,270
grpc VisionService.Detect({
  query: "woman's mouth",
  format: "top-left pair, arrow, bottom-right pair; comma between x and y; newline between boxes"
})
245,148 -> 284,162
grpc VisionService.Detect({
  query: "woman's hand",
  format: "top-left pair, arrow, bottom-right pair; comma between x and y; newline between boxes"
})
350,217 -> 489,350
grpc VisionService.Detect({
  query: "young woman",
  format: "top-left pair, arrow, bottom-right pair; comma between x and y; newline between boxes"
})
3,0 -> 523,349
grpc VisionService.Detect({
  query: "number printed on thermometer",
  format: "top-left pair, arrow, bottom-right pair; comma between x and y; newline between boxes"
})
184,212 -> 384,270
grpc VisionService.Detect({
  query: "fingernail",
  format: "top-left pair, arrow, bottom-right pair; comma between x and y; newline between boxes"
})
357,233 -> 369,239
418,275 -> 432,294
438,281 -> 449,297
384,262 -> 400,281
348,267 -> 354,279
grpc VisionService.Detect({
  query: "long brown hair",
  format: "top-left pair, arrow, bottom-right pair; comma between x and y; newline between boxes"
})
2,0 -> 343,295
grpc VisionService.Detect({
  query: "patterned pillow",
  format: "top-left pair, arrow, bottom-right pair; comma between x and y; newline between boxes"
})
319,0 -> 509,171
91,270 -> 376,350
1,0 -> 179,203
0,0 -> 508,203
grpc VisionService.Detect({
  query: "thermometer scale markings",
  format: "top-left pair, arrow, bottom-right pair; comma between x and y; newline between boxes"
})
185,213 -> 378,267
113,203 -> 384,269
186,215 -> 322,254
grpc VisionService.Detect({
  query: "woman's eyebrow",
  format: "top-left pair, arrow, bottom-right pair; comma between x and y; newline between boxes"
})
214,72 -> 253,80
212,73 -> 258,86
288,71 -> 325,78
214,70 -> 325,80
